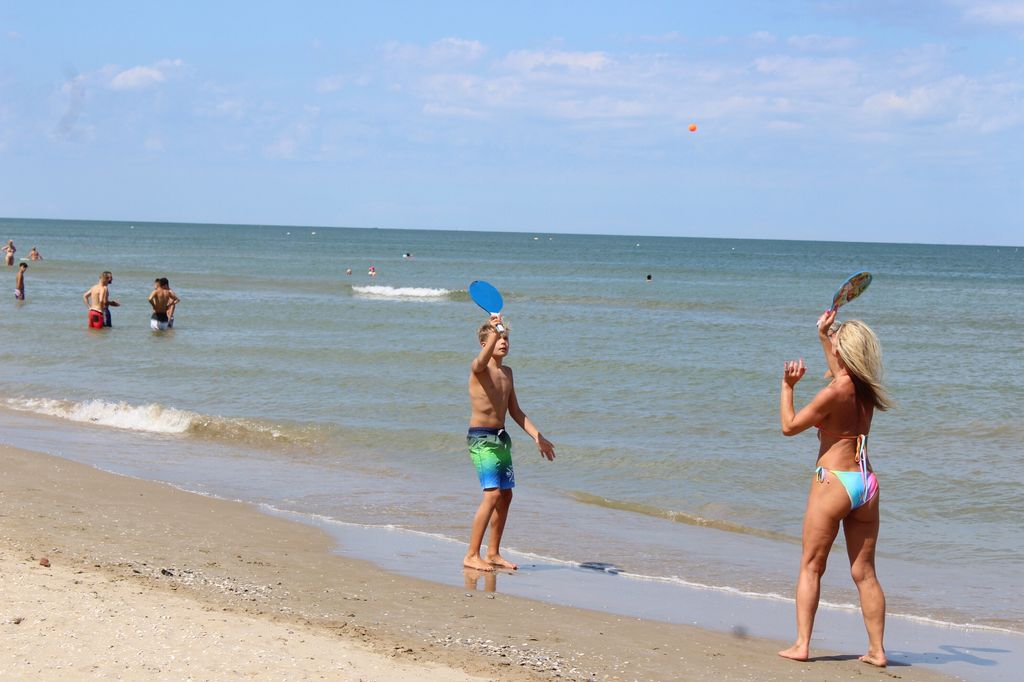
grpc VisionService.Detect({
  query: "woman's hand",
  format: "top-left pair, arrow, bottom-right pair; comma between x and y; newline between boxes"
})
817,308 -> 837,339
783,359 -> 806,387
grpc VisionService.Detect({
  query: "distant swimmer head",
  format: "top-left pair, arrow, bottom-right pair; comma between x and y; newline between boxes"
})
833,320 -> 892,411
646,274 -> 652,281
345,268 -> 352,275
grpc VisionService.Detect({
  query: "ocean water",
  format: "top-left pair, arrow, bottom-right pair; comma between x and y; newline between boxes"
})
1,217 -> 1022,635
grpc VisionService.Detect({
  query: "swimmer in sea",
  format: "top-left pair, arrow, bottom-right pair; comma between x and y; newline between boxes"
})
148,277 -> 180,331
28,246 -> 42,261
101,271 -> 119,326
83,272 -> 117,329
15,262 -> 27,300
4,240 -> 16,266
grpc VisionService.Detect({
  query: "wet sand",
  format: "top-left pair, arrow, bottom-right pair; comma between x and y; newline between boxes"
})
0,445 -> 952,681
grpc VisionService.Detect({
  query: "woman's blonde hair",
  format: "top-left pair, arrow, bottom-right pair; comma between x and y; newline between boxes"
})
835,320 -> 893,411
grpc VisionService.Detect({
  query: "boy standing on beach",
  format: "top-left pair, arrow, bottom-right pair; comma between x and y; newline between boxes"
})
15,262 -> 27,300
464,314 -> 555,572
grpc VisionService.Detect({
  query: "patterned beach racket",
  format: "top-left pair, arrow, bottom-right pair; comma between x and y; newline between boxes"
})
830,271 -> 872,312
469,280 -> 505,332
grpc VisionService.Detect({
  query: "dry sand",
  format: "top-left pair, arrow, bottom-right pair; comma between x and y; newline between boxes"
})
0,445 -> 953,681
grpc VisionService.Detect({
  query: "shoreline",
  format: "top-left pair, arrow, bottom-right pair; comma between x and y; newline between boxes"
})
0,444 -> 961,681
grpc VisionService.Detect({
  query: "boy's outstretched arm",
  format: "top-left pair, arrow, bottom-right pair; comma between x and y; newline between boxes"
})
507,382 -> 555,461
470,315 -> 502,374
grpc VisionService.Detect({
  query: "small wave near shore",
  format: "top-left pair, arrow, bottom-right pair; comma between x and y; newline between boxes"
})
3,397 -> 325,449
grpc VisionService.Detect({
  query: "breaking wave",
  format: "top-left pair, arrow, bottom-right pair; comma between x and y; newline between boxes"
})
3,397 -> 325,449
350,285 -> 459,300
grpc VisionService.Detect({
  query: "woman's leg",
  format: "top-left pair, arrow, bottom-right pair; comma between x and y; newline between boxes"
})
844,491 -> 886,667
779,476 -> 850,661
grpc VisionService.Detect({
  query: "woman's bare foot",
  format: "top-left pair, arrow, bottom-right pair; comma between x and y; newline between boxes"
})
777,643 -> 809,661
859,651 -> 887,667
463,555 -> 494,571
486,553 -> 518,570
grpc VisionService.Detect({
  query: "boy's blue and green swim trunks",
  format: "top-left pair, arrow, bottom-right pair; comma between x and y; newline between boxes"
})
467,427 -> 515,490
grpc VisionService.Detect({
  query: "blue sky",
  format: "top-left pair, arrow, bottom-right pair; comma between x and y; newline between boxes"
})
1,1 -> 1021,245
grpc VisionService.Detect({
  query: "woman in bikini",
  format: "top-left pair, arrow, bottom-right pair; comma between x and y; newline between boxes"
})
778,307 -> 892,667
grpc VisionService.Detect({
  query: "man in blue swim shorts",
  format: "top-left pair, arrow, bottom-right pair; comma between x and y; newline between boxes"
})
464,313 -> 555,573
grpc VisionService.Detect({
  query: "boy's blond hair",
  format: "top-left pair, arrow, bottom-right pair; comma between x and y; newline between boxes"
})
477,320 -> 509,343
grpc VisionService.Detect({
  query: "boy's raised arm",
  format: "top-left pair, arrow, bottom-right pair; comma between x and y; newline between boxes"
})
470,315 -> 502,374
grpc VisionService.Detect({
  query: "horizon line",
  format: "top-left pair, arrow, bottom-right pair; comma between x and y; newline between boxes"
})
1,215 -> 1020,250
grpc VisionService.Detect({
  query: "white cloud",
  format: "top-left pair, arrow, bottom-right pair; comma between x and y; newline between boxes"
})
502,49 -> 611,72
110,66 -> 165,90
430,37 -> 485,62
960,2 -> 1024,26
423,103 -> 486,118
385,37 -> 486,65
144,137 -> 164,151
861,76 -> 968,120
109,58 -> 184,91
788,34 -> 860,51
317,75 -> 345,93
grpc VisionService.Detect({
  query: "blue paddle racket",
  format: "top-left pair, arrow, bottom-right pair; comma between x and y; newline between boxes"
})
468,280 -> 505,332
830,271 -> 872,312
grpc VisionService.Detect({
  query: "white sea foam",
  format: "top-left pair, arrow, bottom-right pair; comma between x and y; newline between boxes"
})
5,397 -> 195,433
2,397 -> 318,447
351,285 -> 452,299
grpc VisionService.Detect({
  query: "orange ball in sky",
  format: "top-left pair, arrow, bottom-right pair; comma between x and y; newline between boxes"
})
688,123 -> 698,132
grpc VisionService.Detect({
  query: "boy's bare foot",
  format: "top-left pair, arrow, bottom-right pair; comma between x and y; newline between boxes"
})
859,651 -> 887,667
463,555 -> 495,571
486,553 -> 518,570
777,644 -> 809,661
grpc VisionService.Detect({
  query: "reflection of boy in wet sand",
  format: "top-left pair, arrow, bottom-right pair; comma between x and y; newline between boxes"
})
15,262 -> 27,300
148,277 -> 180,331
464,314 -> 555,572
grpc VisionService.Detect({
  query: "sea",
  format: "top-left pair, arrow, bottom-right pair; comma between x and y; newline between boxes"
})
1,218 -> 1021,650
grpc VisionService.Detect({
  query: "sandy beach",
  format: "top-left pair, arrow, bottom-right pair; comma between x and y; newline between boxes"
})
0,444 -> 956,681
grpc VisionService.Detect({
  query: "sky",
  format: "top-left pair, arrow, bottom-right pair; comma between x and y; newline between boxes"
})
1,1 -> 1022,245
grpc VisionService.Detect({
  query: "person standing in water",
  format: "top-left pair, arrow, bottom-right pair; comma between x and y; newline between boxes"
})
464,313 -> 555,572
15,262 -> 27,300
4,240 -> 16,266
778,308 -> 892,667
83,272 -> 116,329
148,277 -> 180,331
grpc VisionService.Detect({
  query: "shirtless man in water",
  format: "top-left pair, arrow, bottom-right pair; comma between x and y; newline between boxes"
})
83,272 -> 119,329
148,277 -> 180,331
463,314 -> 555,572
